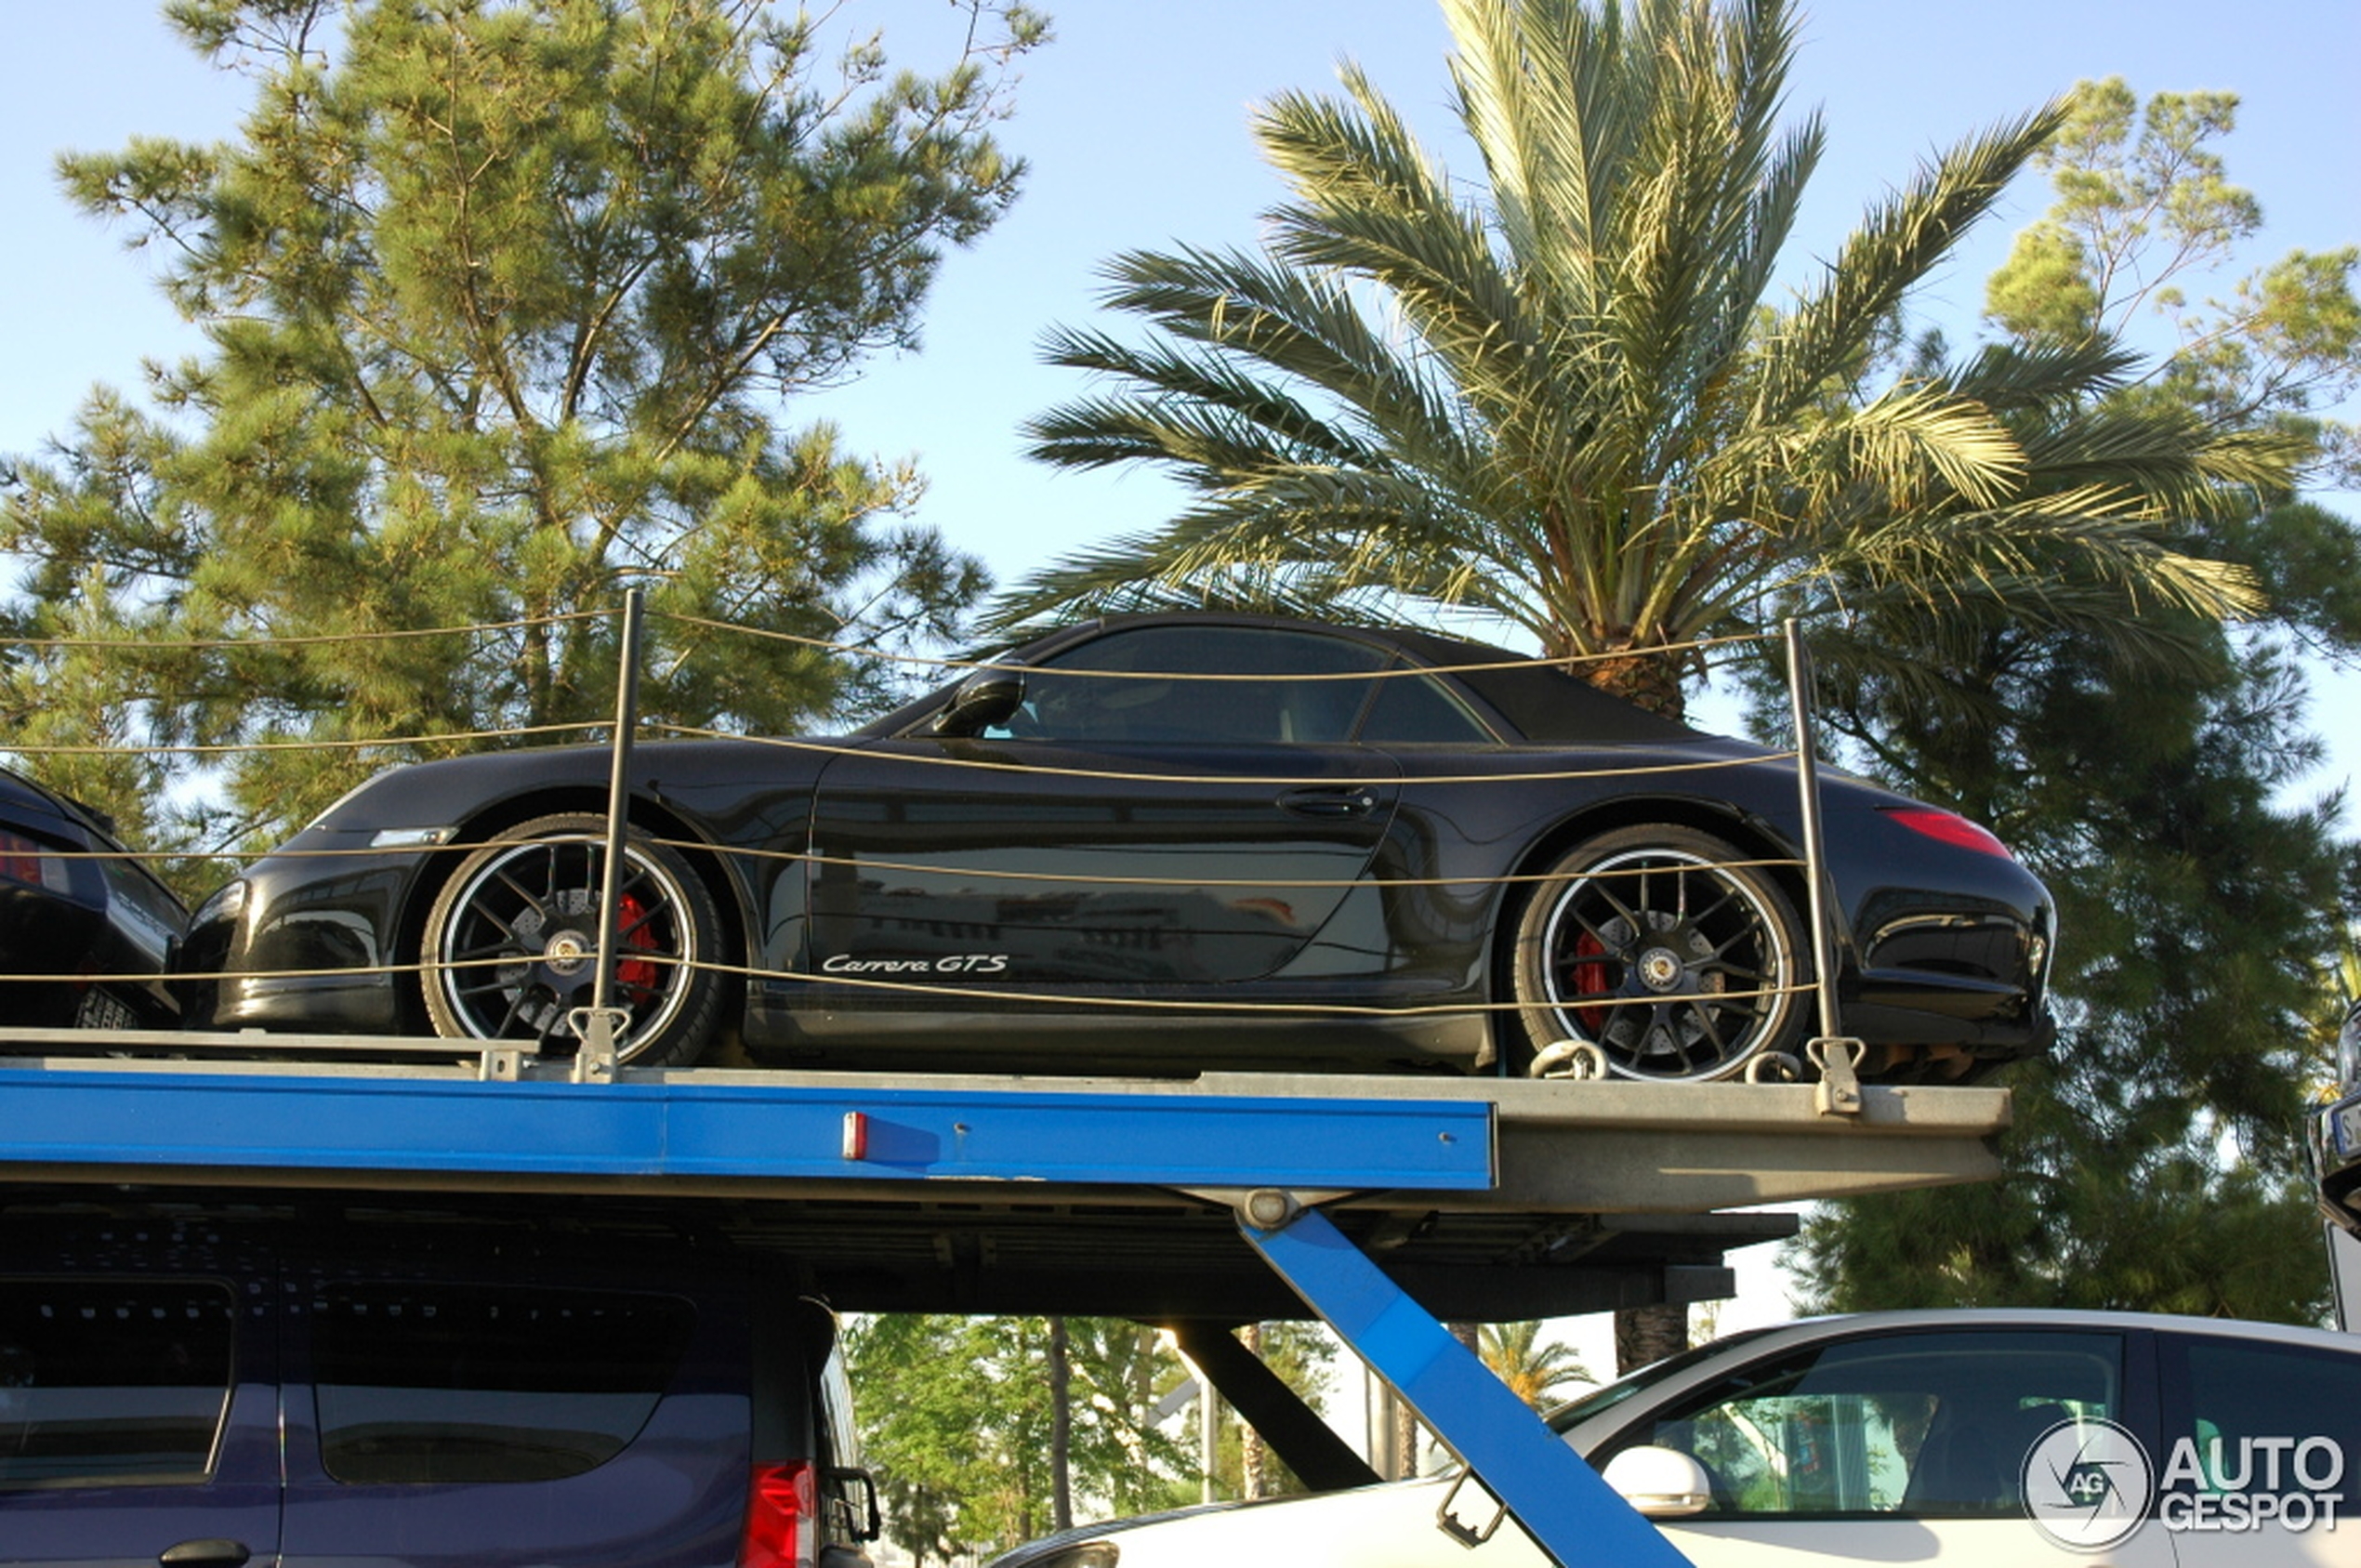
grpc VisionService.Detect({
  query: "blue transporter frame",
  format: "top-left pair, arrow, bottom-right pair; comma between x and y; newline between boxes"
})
0,1067 -> 1490,1189
1240,1199 -> 1694,1568
0,1059 -> 1690,1567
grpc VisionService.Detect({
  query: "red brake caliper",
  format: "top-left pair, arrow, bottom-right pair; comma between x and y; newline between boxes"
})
1570,930 -> 1610,1034
614,894 -> 661,999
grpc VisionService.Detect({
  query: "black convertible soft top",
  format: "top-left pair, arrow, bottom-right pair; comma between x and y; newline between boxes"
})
1376,626 -> 1702,746
864,613 -> 1708,747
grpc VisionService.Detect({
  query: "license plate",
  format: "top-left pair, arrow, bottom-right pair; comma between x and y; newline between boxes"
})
2336,1097 -> 2361,1160
73,989 -> 139,1032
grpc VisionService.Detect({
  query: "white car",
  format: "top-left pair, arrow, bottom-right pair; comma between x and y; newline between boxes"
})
988,1309 -> 2359,1568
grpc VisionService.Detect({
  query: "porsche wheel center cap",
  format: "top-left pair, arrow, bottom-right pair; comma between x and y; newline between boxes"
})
543,931 -> 591,978
1638,948 -> 1685,992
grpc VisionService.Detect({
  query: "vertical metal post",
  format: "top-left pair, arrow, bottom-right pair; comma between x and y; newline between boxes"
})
573,587 -> 645,1084
1198,1360 -> 1221,1504
1782,619 -> 1840,1044
1783,619 -> 1861,1111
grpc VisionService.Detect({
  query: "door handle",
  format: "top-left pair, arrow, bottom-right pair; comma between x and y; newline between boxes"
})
160,1541 -> 252,1567
1278,786 -> 1381,818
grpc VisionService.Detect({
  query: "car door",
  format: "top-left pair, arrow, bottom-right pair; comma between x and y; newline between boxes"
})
1587,1324 -> 2180,1568
0,1250 -> 282,1568
805,623 -> 1403,999
274,1253 -> 745,1568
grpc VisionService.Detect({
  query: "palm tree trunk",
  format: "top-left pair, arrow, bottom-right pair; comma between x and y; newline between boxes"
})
1579,649 -> 1688,723
1616,1301 -> 1688,1376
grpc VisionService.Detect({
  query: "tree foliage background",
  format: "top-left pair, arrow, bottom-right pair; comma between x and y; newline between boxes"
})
1787,79 -> 2361,1323
0,0 -> 1042,878
844,1313 -> 1327,1562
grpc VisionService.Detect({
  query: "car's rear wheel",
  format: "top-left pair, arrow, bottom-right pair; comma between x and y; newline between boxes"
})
422,812 -> 725,1068
1509,824 -> 1805,1081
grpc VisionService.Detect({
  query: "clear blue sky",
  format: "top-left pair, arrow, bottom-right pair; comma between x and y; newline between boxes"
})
3,0 -> 2355,796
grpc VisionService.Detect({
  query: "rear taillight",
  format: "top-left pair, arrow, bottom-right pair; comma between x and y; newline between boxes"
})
1880,807 -> 2013,859
740,1460 -> 817,1568
0,830 -> 53,888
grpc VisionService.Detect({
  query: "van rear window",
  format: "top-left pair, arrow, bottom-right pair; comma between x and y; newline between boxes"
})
310,1284 -> 694,1484
0,1279 -> 236,1487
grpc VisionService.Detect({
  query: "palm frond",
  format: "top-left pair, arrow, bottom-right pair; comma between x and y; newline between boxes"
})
1800,482 -> 2266,624
1758,100 -> 2068,424
1003,1 -> 2275,704
1948,336 -> 2146,412
1027,327 -> 1386,478
1082,245 -> 1487,481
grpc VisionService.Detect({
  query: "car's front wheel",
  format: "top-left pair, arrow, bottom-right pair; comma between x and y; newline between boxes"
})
1509,824 -> 1805,1081
422,813 -> 725,1068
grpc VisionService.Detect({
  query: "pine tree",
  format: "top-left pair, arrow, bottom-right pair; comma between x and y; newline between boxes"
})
0,0 -> 1044,871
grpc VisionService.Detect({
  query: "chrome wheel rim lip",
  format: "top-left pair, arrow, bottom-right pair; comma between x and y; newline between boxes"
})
1537,846 -> 1794,1081
433,834 -> 695,1058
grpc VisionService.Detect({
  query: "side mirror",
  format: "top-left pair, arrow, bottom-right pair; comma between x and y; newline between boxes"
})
931,668 -> 1024,737
827,1466 -> 883,1542
1600,1445 -> 1713,1518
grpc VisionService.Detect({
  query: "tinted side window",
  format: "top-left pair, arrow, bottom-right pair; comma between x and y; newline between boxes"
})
1356,669 -> 1495,744
1005,626 -> 1387,744
0,1279 -> 236,1487
310,1284 -> 694,1484
2163,1335 -> 2361,1514
1600,1329 -> 2124,1518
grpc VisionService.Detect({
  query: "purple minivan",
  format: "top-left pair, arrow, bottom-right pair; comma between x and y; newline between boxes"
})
0,1193 -> 880,1567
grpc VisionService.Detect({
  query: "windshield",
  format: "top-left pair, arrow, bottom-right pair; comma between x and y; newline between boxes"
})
1543,1326 -> 1786,1436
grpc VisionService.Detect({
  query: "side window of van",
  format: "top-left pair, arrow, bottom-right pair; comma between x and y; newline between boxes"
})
0,1279 -> 237,1487
308,1283 -> 695,1484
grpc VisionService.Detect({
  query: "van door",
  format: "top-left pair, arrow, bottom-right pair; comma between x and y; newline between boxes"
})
275,1259 -> 746,1568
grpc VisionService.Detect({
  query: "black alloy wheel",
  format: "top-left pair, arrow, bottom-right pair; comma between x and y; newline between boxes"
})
1510,824 -> 1805,1081
422,812 -> 725,1067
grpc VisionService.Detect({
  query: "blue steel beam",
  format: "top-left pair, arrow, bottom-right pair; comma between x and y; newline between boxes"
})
0,1069 -> 1494,1191
1240,1204 -> 1695,1568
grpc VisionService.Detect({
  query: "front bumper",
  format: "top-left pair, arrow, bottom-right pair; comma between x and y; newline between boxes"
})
175,840 -> 426,1034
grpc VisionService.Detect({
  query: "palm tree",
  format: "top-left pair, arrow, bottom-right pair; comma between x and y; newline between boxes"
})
1479,1320 -> 1592,1409
1007,0 -> 2291,1377
1000,0 -> 2279,718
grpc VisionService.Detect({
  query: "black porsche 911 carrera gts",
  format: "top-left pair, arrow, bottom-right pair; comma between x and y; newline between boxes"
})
176,614 -> 2054,1082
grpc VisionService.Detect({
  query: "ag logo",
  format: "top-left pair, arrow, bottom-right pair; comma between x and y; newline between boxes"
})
2022,1417 -> 2154,1551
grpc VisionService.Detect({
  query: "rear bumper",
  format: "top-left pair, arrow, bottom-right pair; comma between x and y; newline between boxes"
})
2315,1090 -> 2361,1233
